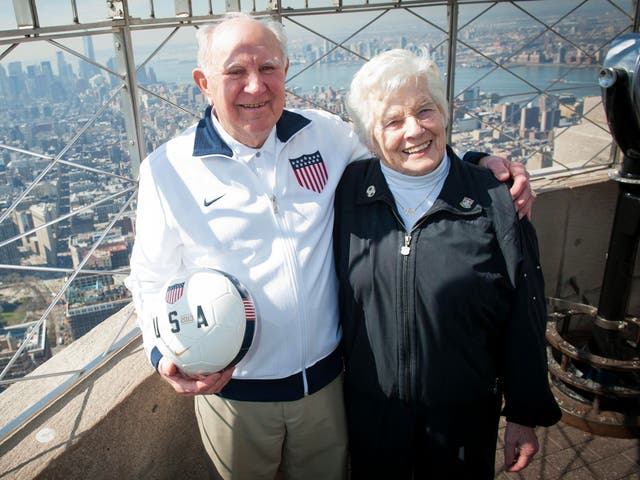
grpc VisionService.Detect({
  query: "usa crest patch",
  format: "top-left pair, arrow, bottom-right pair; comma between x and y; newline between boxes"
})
289,151 -> 328,193
165,282 -> 185,304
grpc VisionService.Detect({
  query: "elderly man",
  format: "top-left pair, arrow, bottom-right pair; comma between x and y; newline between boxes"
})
126,12 -> 535,480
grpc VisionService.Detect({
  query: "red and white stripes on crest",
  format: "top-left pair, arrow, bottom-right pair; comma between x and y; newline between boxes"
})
243,298 -> 256,322
165,282 -> 185,304
289,151 -> 328,193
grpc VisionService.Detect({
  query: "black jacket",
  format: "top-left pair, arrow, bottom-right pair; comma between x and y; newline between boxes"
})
333,147 -> 561,428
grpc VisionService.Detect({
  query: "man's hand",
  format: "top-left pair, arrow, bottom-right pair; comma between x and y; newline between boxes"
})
504,421 -> 539,472
480,156 -> 535,219
158,356 -> 234,396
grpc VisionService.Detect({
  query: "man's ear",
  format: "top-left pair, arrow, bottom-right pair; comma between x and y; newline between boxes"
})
192,68 -> 210,98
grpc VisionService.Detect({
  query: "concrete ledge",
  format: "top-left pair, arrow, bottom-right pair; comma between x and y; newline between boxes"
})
0,306 -> 211,479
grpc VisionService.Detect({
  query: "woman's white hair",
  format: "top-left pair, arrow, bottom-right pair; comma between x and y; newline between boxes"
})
347,48 -> 448,152
195,13 -> 288,75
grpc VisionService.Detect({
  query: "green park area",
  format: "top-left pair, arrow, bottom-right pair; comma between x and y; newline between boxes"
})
0,300 -> 28,328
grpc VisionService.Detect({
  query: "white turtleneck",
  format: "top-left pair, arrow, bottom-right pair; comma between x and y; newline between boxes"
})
380,152 -> 450,231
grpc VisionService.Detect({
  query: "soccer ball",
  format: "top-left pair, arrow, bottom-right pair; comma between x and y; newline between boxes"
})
152,268 -> 256,376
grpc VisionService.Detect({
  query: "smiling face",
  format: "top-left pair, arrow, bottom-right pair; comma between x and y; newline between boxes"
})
371,80 -> 447,176
192,18 -> 289,148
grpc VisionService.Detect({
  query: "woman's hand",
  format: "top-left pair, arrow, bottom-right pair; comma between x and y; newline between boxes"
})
504,421 -> 539,472
158,356 -> 235,396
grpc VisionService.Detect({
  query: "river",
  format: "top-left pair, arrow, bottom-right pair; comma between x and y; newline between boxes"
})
286,62 -> 602,98
152,58 -> 602,100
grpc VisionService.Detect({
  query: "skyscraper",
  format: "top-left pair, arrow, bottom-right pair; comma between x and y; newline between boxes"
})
30,203 -> 58,266
80,36 -> 99,80
520,103 -> 541,134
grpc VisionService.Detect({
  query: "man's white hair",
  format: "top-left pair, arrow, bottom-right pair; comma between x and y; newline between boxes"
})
346,48 -> 449,153
195,13 -> 288,75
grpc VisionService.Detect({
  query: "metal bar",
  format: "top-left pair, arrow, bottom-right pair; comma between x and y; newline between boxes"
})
0,264 -> 130,275
112,5 -> 146,178
445,0 -> 457,143
0,43 -> 19,62
0,370 -> 85,386
71,0 -> 79,23
12,0 -> 39,28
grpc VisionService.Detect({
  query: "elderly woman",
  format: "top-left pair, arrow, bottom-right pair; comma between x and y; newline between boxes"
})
333,49 -> 561,479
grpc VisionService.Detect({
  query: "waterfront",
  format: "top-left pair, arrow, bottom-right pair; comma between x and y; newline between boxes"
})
151,59 -> 602,99
287,62 -> 602,99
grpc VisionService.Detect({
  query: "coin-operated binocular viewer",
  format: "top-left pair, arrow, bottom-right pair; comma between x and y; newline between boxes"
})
545,34 -> 640,438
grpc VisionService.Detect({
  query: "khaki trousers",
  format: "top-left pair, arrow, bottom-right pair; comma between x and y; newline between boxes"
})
195,375 -> 347,480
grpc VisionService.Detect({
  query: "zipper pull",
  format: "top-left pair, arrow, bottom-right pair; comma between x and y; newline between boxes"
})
270,194 -> 279,214
401,235 -> 411,256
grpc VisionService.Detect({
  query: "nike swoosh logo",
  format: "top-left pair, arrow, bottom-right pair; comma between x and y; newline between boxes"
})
174,346 -> 191,357
204,194 -> 225,207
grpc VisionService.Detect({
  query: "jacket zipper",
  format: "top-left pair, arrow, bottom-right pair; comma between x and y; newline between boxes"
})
394,212 -> 429,402
390,202 -> 414,400
401,234 -> 412,400
269,150 -> 309,395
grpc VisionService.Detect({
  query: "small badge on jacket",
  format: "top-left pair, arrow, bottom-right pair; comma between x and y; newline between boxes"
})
459,197 -> 474,209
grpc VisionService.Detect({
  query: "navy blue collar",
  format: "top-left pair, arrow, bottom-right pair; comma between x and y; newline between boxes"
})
192,105 -> 312,157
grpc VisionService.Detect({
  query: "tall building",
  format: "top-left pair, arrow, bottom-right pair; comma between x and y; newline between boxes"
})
501,102 -> 521,125
541,108 -> 560,132
12,210 -> 33,248
7,61 -> 25,99
40,60 -> 54,79
520,103 -> 540,134
0,320 -> 50,392
80,36 -> 99,80
557,43 -> 567,63
0,64 -> 7,98
65,274 -> 130,339
68,233 -> 130,270
56,50 -> 74,84
0,220 -> 21,266
30,203 -> 58,266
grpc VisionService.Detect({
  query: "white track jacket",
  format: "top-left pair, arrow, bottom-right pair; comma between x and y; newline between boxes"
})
125,106 -> 369,392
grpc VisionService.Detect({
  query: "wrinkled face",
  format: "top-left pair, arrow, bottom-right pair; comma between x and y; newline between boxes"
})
371,80 -> 447,176
193,19 -> 288,148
